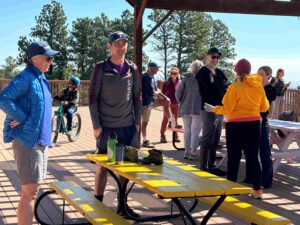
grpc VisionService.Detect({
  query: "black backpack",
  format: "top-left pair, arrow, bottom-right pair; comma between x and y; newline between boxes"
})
277,110 -> 296,138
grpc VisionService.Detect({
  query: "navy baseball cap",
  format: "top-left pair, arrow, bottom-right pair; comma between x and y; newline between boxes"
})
108,31 -> 128,43
147,61 -> 160,68
207,47 -> 222,56
26,41 -> 59,59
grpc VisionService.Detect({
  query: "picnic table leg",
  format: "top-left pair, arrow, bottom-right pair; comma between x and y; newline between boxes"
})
272,158 -> 281,175
34,190 -> 56,225
107,170 -> 129,215
172,198 -> 197,225
108,170 -> 187,222
201,195 -> 227,225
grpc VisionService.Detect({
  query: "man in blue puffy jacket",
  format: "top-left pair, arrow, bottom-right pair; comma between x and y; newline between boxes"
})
0,41 -> 59,225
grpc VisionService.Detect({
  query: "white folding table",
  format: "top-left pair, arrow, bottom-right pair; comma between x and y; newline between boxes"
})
269,119 -> 300,174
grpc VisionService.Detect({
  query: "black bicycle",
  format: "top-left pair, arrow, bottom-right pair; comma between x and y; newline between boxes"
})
51,101 -> 81,146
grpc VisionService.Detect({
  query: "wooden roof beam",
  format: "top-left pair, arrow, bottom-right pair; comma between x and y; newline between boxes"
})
143,10 -> 174,43
145,0 -> 300,17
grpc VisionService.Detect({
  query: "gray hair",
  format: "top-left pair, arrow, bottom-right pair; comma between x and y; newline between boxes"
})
189,60 -> 203,75
258,66 -> 272,77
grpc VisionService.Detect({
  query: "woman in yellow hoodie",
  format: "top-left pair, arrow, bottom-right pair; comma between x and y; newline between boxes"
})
204,58 -> 269,199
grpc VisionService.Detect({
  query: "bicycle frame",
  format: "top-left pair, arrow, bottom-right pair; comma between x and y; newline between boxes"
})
52,101 -> 67,145
55,102 -> 67,132
52,100 -> 81,146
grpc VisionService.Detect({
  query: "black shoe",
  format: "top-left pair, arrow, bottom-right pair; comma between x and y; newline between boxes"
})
200,166 -> 208,171
168,122 -> 171,128
209,167 -> 227,176
175,124 -> 182,129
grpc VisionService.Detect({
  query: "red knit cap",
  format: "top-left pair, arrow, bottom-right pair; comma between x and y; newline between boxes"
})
234,58 -> 251,75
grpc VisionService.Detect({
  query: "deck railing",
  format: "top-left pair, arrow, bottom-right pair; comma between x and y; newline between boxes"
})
0,79 -> 90,105
1,78 -> 300,115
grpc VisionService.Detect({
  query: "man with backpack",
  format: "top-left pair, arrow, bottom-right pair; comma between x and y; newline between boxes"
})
88,31 -> 142,205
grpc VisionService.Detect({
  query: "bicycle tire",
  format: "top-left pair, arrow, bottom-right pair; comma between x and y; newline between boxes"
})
52,114 -> 62,144
67,113 -> 81,142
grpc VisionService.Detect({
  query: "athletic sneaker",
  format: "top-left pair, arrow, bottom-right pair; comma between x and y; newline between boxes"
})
250,189 -> 263,199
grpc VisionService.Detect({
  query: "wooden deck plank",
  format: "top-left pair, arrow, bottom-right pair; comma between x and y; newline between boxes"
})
1,107 -> 299,224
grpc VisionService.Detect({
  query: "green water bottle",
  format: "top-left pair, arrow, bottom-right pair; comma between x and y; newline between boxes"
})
107,132 -> 118,163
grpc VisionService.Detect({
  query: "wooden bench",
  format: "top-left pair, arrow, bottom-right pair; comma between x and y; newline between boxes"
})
35,181 -> 130,225
197,196 -> 291,225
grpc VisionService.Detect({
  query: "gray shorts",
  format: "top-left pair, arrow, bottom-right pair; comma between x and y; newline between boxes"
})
12,141 -> 48,185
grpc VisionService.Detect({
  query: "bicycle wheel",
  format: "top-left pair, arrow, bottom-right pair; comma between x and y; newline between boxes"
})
67,113 -> 81,142
51,114 -> 62,145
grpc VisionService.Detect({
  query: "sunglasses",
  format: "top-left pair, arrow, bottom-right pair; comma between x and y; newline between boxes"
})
46,56 -> 54,62
69,82 -> 76,86
211,55 -> 220,60
171,72 -> 178,75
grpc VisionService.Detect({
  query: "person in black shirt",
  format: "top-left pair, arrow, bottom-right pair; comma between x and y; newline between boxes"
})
269,68 -> 290,119
54,75 -> 80,133
257,66 -> 276,188
141,61 -> 170,147
195,47 -> 229,176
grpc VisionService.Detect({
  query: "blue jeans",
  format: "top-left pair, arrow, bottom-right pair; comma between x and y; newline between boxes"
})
260,120 -> 273,188
182,115 -> 202,153
64,106 -> 77,131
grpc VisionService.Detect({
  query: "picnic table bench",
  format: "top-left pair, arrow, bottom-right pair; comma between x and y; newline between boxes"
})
34,181 -> 130,225
198,196 -> 291,225
86,153 -> 289,225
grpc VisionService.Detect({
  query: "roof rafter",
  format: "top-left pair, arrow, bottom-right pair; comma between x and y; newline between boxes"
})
144,0 -> 300,17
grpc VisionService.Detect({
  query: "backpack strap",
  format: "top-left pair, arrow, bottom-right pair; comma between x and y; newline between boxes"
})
88,61 -> 105,130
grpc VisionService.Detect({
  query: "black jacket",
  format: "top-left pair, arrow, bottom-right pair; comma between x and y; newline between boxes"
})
195,66 -> 228,109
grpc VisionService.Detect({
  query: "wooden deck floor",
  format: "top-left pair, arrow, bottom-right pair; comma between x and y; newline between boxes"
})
0,106 -> 299,225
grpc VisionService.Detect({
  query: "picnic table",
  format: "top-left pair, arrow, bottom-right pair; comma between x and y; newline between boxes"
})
269,119 -> 300,173
86,153 -> 252,225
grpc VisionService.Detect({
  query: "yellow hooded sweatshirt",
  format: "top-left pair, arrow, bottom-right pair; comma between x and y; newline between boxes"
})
213,74 -> 269,122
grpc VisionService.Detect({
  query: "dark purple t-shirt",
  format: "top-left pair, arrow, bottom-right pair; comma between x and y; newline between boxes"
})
108,60 -> 128,77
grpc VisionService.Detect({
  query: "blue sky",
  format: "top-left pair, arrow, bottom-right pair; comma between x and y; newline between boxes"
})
1,0 -> 299,86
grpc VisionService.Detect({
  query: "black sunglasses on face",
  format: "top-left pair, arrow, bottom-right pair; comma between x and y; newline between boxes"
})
46,56 -> 53,62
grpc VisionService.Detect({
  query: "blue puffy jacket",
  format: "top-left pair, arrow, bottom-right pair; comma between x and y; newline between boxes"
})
0,64 -> 50,149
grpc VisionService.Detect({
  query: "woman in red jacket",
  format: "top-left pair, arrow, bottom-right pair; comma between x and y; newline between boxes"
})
160,67 -> 181,143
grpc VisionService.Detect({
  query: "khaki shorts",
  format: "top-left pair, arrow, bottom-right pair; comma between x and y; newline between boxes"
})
142,97 -> 168,122
13,141 -> 48,185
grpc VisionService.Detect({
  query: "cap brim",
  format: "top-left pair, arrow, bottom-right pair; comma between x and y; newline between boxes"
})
43,49 -> 59,56
208,52 -> 222,56
110,38 -> 128,43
